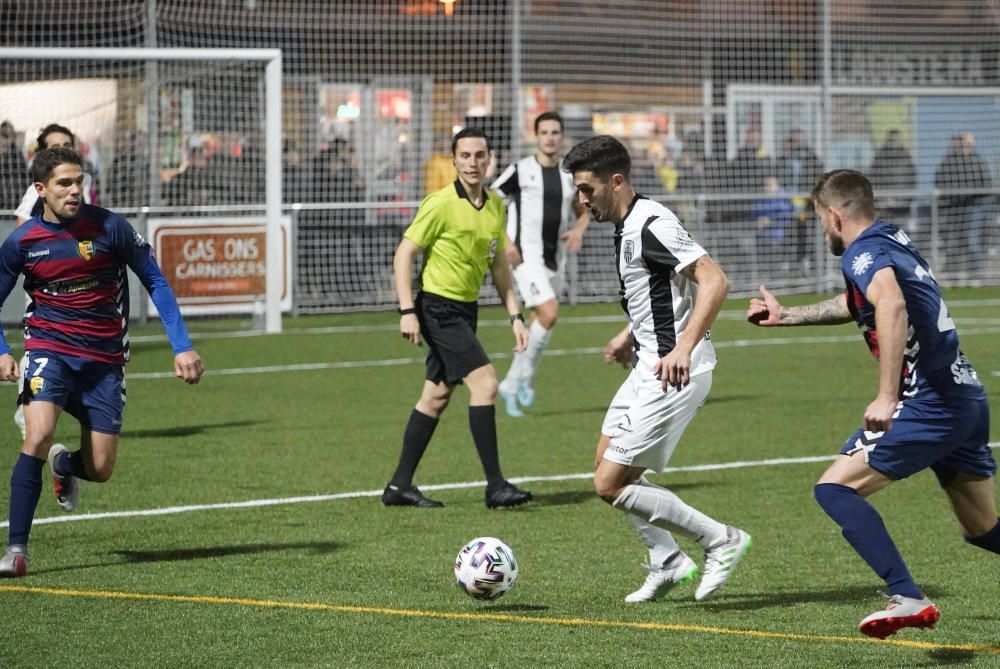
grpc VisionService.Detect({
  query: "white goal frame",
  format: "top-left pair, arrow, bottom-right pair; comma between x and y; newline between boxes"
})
0,47 -> 284,333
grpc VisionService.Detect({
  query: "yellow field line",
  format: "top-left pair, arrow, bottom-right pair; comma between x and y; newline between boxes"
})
2,584 -> 999,655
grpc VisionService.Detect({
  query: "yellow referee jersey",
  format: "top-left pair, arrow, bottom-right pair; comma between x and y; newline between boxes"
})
404,180 -> 507,302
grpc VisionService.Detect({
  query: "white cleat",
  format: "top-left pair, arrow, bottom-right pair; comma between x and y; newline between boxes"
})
49,443 -> 80,512
859,593 -> 940,639
695,527 -> 752,601
0,544 -> 29,578
625,554 -> 698,603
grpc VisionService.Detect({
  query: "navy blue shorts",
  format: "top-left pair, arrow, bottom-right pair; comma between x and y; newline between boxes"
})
417,291 -> 490,386
21,350 -> 126,435
841,394 -> 993,481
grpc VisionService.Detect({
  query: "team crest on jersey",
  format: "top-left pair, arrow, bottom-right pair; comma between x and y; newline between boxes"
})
851,252 -> 873,276
623,240 -> 634,263
77,240 -> 95,261
29,376 -> 44,394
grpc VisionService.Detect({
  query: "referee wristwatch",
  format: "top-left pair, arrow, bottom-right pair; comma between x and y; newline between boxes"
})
509,313 -> 525,324
398,307 -> 417,315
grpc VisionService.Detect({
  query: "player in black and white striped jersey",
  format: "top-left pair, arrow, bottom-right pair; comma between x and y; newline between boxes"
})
490,112 -> 589,417
564,135 -> 751,603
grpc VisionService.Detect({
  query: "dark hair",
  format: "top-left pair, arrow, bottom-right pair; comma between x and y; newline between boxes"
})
451,127 -> 490,155
563,135 -> 631,180
811,169 -> 875,220
32,147 -> 83,183
534,111 -> 564,134
37,123 -> 76,150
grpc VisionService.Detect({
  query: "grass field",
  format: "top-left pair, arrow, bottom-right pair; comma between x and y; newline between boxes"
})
1,287 -> 999,668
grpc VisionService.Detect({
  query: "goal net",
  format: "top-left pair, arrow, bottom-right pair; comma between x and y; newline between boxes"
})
2,1 -> 999,317
0,46 -> 284,333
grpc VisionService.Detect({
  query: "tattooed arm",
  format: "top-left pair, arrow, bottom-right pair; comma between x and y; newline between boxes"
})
746,284 -> 853,326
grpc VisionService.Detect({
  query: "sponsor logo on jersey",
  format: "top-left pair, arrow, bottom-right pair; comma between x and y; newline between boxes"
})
27,248 -> 50,258
623,240 -> 634,263
851,251 -> 874,276
133,230 -> 149,248
77,240 -> 95,261
29,376 -> 44,394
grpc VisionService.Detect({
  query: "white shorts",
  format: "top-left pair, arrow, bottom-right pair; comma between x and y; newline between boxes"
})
512,262 -> 564,308
600,365 -> 712,472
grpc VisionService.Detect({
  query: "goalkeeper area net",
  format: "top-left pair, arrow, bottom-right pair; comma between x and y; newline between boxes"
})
1,1 -> 999,321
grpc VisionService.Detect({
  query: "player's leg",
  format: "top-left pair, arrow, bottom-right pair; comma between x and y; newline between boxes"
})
815,425 -> 937,638
1,398 -> 61,578
465,363 -> 532,508
383,379 -> 453,508
595,370 -> 749,601
517,297 -> 558,408
935,397 -> 999,552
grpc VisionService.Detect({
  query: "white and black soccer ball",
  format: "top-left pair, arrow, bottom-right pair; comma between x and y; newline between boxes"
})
453,536 -> 518,601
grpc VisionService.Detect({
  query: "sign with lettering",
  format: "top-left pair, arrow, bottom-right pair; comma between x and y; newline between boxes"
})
147,216 -> 292,315
833,46 -> 988,86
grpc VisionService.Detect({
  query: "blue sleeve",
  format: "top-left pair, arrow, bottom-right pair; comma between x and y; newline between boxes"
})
842,239 -> 893,296
0,233 -> 25,356
109,215 -> 194,355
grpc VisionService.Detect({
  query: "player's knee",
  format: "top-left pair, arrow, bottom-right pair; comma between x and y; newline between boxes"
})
813,481 -> 855,514
88,456 -> 116,482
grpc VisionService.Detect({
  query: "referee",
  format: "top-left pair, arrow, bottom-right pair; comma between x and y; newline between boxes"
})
382,127 -> 534,509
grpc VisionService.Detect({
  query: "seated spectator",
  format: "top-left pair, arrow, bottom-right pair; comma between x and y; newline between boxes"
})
750,175 -> 794,271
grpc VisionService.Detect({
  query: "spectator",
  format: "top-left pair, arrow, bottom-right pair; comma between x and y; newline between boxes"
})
934,132 -> 993,274
750,175 -> 794,272
0,121 -> 27,212
105,131 -> 150,209
777,129 -> 823,272
730,128 -> 771,193
281,138 -> 310,204
165,146 -> 220,207
869,129 -> 916,226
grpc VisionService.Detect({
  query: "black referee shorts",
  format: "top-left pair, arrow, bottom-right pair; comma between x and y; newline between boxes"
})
417,291 -> 491,385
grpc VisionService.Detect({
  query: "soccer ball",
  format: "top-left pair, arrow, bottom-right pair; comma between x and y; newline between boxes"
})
453,536 -> 518,600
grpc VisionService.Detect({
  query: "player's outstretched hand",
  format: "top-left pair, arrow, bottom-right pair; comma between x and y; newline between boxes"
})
0,353 -> 19,383
747,284 -> 782,326
561,228 -> 584,253
175,350 -> 205,384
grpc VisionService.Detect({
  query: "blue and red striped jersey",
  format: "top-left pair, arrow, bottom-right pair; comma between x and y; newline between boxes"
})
0,204 -> 192,364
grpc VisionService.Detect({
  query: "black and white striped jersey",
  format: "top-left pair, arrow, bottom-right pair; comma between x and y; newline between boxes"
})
616,195 -> 717,375
491,156 -> 577,270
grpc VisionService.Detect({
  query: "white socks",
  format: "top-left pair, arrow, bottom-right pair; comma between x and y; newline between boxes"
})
613,479 -> 728,550
501,319 -> 552,391
626,512 -> 684,569
521,320 -> 551,389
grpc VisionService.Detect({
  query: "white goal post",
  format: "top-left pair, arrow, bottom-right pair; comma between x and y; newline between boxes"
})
0,47 -> 284,333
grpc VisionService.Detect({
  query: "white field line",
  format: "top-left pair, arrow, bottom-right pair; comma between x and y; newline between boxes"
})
124,326 -> 1000,379
118,297 -> 1000,343
3,446 -> 998,530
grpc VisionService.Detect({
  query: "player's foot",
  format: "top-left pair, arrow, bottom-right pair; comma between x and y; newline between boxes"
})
625,554 -> 698,603
498,386 -> 524,417
859,593 -> 940,639
695,527 -> 751,601
0,544 -> 29,578
381,484 -> 444,508
49,443 -> 80,512
13,404 -> 25,440
516,382 -> 535,408
485,480 -> 533,509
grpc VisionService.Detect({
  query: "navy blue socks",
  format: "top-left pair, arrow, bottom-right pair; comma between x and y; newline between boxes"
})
966,519 -> 1000,554
8,453 -> 44,547
52,448 -> 92,481
814,482 -> 922,599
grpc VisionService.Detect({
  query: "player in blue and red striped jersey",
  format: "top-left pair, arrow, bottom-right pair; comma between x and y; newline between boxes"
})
747,169 -> 996,639
0,147 -> 204,577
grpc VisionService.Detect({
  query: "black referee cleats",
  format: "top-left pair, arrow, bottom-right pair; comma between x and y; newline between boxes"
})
381,484 -> 444,508
485,480 -> 533,509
